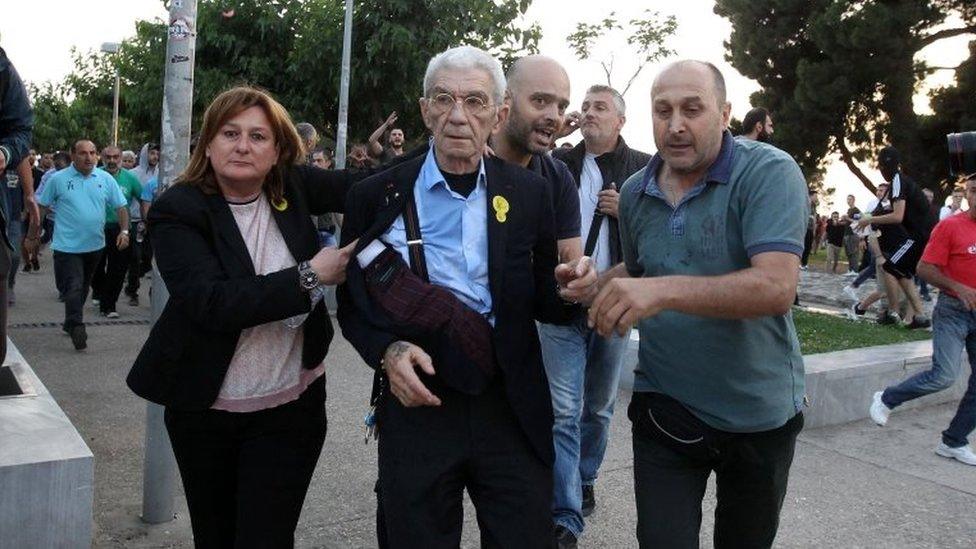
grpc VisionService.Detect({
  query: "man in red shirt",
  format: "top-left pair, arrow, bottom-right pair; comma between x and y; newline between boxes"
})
870,175 -> 976,466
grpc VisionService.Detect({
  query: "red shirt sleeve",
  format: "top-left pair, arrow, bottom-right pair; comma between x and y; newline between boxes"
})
920,219 -> 951,266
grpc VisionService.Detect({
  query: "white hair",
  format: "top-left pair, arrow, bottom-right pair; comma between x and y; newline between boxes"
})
423,45 -> 506,104
121,150 -> 136,161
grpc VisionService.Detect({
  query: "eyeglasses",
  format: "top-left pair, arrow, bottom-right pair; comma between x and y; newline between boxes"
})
427,93 -> 494,116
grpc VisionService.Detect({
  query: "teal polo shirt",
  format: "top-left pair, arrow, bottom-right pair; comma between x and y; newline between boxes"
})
618,132 -> 808,433
37,166 -> 128,254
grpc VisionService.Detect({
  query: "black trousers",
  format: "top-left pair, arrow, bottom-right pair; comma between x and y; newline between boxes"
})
801,228 -> 814,267
124,221 -> 142,298
164,376 -> 327,549
0,242 -> 9,361
376,379 -> 554,548
629,392 -> 803,549
91,224 -> 131,313
53,249 -> 103,329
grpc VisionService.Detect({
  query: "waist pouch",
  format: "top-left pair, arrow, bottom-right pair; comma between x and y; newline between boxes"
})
628,391 -> 726,461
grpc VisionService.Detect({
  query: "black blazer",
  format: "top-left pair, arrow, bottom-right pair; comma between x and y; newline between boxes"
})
127,165 -> 357,409
336,154 -> 577,464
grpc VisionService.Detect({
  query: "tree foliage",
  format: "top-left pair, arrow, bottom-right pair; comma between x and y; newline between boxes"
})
715,0 -> 976,196
29,0 -> 541,153
566,10 -> 677,96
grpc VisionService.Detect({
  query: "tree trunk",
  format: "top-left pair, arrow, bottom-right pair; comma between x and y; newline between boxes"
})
835,135 -> 876,193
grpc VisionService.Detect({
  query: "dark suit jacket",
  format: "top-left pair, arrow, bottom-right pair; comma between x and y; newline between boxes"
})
337,154 -> 576,464
553,136 -> 651,265
127,164 -> 356,409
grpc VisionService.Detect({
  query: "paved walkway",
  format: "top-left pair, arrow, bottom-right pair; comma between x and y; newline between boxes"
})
6,254 -> 974,548
797,267 -> 937,318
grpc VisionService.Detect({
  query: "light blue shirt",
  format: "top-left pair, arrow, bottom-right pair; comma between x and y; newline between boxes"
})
37,165 -> 128,253
140,176 -> 158,202
381,149 -> 492,317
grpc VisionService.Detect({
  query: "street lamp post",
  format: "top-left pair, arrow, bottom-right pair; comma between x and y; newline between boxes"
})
100,42 -> 121,146
335,0 -> 353,169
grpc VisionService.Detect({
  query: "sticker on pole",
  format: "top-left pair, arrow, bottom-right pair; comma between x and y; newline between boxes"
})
173,0 -> 184,7
169,18 -> 191,40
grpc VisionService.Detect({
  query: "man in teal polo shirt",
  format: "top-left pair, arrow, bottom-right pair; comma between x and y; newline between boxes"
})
588,60 -> 808,547
37,139 -> 129,350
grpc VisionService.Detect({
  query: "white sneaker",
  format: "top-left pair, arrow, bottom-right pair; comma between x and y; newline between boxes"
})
844,270 -> 858,277
106,311 -> 120,319
869,391 -> 891,426
935,443 -> 976,466
842,285 -> 859,303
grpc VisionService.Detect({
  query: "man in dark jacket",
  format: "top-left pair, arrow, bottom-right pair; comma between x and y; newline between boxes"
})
544,85 -> 650,528
337,45 -> 597,548
0,45 -> 34,362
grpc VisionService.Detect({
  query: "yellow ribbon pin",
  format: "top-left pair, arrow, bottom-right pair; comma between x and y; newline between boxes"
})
272,197 -> 289,211
492,195 -> 509,223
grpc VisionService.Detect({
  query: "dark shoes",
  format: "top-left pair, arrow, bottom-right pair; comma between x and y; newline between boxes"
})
876,310 -> 899,325
906,317 -> 931,330
581,484 -> 595,517
554,525 -> 577,549
70,325 -> 87,350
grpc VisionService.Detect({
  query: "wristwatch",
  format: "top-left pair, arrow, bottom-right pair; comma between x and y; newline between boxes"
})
121,229 -> 130,236
298,260 -> 320,292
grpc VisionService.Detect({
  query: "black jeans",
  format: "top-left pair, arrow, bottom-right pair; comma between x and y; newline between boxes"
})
164,376 -> 327,549
53,249 -> 103,329
91,224 -> 132,313
376,379 -> 553,548
125,221 -> 143,297
629,392 -> 803,549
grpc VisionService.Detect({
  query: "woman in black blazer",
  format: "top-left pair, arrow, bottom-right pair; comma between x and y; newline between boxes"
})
127,86 -> 357,547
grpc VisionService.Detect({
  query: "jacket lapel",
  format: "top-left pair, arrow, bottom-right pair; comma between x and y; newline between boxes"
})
269,181 -> 316,262
484,158 -> 510,307
205,193 -> 256,276
355,157 -> 425,253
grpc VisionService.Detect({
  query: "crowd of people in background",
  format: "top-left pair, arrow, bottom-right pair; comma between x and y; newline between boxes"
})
3,32 -> 976,549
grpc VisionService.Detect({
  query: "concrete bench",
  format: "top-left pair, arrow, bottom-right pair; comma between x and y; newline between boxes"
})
0,340 -> 94,548
619,336 -> 966,429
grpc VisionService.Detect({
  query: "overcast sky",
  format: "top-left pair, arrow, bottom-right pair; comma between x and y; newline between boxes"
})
1,0 -> 971,210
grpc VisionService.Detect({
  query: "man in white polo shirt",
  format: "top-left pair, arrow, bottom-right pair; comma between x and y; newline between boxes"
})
37,139 -> 128,350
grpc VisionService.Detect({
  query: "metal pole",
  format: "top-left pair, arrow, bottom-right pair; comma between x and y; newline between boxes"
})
141,0 -> 198,525
335,0 -> 353,169
112,68 -> 120,146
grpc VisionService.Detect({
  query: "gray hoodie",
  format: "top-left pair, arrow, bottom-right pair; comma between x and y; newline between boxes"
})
127,143 -> 159,221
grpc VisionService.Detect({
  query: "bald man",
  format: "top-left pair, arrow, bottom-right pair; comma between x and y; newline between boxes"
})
37,139 -> 128,350
544,79 -> 650,540
492,55 -> 589,547
588,60 -> 808,546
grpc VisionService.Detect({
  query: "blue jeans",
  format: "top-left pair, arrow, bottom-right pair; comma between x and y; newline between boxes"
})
538,314 -> 629,536
851,249 -> 875,289
882,294 -> 976,448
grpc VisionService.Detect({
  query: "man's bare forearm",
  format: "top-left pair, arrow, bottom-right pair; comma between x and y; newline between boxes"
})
652,268 -> 795,318
918,261 -> 967,295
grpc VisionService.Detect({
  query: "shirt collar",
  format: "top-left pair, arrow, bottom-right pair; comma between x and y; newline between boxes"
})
67,165 -> 98,179
639,130 -> 736,195
420,147 -> 487,192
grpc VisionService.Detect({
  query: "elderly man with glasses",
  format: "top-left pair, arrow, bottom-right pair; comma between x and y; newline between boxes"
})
338,45 -> 597,548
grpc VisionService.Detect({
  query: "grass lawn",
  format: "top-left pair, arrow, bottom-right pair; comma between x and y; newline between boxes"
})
793,308 -> 931,355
